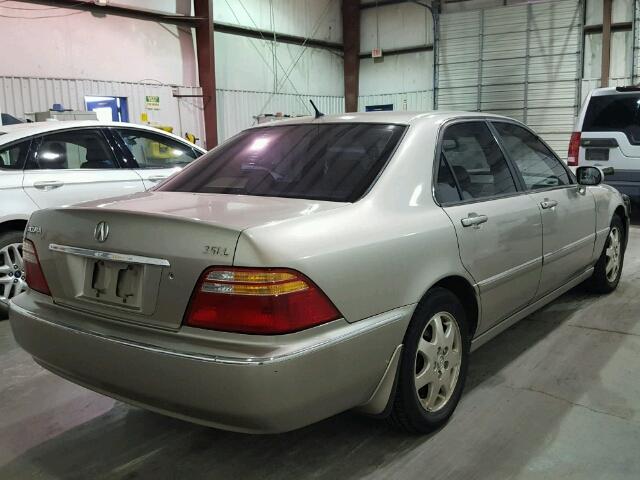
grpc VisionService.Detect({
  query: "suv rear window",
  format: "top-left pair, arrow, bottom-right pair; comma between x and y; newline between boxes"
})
583,94 -> 640,144
158,123 -> 406,202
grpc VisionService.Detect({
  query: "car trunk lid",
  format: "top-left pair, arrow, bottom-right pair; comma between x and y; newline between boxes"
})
27,192 -> 345,330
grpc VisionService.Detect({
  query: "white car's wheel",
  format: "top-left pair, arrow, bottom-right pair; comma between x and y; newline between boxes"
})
0,231 -> 27,315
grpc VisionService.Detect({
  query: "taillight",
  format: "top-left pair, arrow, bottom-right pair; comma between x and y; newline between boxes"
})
568,131 -> 581,166
184,267 -> 341,334
22,240 -> 51,296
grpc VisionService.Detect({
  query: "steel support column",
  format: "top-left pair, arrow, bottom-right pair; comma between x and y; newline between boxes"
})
601,0 -> 613,87
194,0 -> 218,149
343,0 -> 361,113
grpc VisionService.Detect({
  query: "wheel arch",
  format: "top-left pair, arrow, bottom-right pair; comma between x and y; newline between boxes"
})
424,275 -> 480,339
613,205 -> 628,249
0,219 -> 28,236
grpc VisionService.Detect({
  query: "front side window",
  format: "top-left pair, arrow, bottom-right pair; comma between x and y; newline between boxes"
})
0,141 -> 29,170
583,93 -> 640,144
117,129 -> 199,169
31,130 -> 117,170
492,122 -> 569,190
436,121 -> 517,202
158,123 -> 406,202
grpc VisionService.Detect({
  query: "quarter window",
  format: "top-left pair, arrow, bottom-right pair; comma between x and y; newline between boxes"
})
492,122 -> 569,190
437,121 -> 518,202
0,141 -> 29,170
32,130 -> 117,170
116,129 -> 198,168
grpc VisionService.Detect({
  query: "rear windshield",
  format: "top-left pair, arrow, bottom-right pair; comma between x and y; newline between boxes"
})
583,94 -> 640,144
158,123 -> 406,202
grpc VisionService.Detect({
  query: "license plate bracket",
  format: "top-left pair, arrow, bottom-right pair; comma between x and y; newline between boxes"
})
82,259 -> 145,310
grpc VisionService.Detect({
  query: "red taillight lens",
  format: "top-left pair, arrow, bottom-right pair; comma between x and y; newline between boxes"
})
22,240 -> 51,296
184,267 -> 341,334
568,131 -> 581,166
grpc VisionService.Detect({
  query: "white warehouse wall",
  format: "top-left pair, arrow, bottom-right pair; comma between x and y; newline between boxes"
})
358,1 -> 434,110
0,0 -> 345,142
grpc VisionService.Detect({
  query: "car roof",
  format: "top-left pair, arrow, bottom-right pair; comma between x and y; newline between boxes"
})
588,86 -> 640,96
249,110 -> 517,130
0,120 -> 205,151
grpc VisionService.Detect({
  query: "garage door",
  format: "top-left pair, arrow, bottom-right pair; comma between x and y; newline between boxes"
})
436,0 -> 582,159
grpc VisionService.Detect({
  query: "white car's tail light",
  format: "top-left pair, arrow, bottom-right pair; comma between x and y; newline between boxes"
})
184,267 -> 341,334
23,240 -> 51,296
568,131 -> 581,166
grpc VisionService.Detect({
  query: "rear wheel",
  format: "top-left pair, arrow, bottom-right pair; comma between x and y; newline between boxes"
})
0,230 -> 27,317
389,287 -> 470,433
586,215 -> 625,293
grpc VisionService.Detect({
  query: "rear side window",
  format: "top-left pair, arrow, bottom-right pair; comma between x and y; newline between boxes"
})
0,141 -> 29,170
583,94 -> 640,144
437,121 -> 517,202
30,130 -> 117,170
116,129 -> 199,168
159,123 -> 406,202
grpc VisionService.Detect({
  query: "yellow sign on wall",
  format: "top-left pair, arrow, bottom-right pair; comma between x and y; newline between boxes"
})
145,95 -> 160,110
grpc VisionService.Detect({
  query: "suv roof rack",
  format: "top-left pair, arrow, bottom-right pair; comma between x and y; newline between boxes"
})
615,86 -> 640,92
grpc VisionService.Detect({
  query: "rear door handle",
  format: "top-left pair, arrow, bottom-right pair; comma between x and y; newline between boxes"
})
461,213 -> 488,228
33,180 -> 64,190
148,175 -> 168,182
540,199 -> 558,209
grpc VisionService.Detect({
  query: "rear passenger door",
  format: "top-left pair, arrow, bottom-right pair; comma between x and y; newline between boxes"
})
112,128 -> 200,190
22,128 -> 144,209
491,122 -> 596,297
435,121 -> 543,332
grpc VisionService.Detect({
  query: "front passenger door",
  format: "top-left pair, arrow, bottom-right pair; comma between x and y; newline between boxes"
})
491,122 -> 596,297
436,121 -> 543,332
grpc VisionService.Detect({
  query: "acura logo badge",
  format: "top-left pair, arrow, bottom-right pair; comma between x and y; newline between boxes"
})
94,221 -> 109,243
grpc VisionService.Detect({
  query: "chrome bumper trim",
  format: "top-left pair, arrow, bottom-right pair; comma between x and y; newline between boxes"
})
9,300 -> 410,366
49,243 -> 170,267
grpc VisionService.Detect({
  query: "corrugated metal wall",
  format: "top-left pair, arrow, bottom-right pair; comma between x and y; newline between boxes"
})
358,90 -> 434,111
437,0 -> 582,157
0,76 -> 346,144
216,90 -> 344,141
0,76 -> 205,147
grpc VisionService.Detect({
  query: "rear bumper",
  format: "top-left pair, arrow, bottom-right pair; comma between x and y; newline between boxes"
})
9,291 -> 411,433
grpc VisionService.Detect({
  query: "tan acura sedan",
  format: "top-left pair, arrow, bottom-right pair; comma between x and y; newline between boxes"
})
9,112 -> 629,434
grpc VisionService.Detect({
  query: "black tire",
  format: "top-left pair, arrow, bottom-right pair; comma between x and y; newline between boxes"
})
388,287 -> 470,433
0,230 -> 25,319
585,215 -> 625,294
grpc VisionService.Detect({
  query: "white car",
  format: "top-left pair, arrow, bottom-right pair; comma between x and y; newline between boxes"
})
569,86 -> 640,204
0,121 -> 205,312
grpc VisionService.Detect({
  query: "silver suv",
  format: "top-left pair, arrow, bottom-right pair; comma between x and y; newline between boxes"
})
570,86 -> 640,204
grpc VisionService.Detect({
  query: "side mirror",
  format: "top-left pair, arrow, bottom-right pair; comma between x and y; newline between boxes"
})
576,166 -> 611,186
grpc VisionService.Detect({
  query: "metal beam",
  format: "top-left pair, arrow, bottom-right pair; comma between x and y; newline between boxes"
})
359,44 -> 433,59
18,1 -> 343,52
584,22 -> 632,33
601,0 -> 613,87
194,0 -> 218,149
214,22 -> 343,52
15,0 -> 204,26
343,0 -> 361,112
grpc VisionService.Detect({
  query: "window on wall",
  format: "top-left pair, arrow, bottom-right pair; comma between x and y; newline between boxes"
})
583,0 -> 634,84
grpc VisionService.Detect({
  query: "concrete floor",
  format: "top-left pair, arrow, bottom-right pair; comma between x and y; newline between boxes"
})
1,228 -> 639,480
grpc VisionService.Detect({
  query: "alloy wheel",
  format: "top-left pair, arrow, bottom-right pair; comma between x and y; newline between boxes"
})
0,243 -> 27,306
414,311 -> 462,412
605,227 -> 621,283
